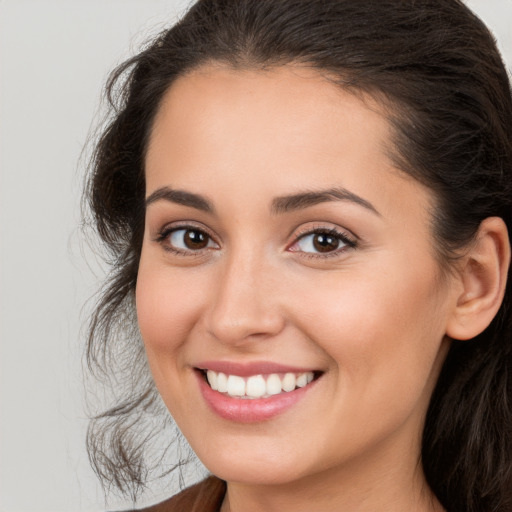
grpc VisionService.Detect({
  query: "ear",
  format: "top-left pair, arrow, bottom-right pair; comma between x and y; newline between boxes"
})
446,217 -> 510,341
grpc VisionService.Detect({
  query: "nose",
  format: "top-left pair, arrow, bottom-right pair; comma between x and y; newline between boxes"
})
204,251 -> 285,345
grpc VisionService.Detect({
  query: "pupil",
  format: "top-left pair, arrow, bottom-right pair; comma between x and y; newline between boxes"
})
185,230 -> 208,249
313,234 -> 339,253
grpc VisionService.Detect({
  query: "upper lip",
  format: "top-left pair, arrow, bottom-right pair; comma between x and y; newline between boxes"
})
195,360 -> 320,377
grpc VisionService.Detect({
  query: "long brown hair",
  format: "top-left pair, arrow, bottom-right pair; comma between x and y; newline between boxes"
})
85,1 -> 512,509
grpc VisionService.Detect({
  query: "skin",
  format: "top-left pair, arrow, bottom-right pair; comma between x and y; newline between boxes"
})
136,65 -> 463,511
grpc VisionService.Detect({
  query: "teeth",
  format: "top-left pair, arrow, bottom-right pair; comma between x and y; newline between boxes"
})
206,370 -> 218,391
296,373 -> 308,388
282,372 -> 296,392
246,375 -> 266,398
266,374 -> 282,395
216,372 -> 228,393
204,370 -> 316,399
227,375 -> 246,396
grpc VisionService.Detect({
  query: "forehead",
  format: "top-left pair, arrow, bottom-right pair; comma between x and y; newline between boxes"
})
149,64 -> 390,142
145,64 -> 433,226
147,65 -> 392,178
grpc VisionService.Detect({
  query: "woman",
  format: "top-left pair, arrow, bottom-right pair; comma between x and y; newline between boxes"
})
85,1 -> 512,511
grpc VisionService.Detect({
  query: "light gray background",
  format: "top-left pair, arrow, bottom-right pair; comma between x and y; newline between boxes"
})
0,1 -> 511,511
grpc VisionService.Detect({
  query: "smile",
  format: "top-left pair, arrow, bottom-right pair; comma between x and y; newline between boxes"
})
204,370 -> 315,399
195,364 -> 322,423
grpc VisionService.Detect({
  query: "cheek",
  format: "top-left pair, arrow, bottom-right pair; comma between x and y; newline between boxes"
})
135,256 -> 213,423
290,257 -> 449,399
285,265 -> 449,458
135,258 -> 204,367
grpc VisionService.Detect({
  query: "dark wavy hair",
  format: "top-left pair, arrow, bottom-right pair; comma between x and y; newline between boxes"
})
85,0 -> 512,509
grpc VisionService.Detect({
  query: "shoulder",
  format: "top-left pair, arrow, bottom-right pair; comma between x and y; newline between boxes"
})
134,476 -> 226,512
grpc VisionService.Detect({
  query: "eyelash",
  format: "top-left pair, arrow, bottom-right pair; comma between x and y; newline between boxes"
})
154,224 -> 358,258
288,226 -> 357,259
155,223 -> 218,256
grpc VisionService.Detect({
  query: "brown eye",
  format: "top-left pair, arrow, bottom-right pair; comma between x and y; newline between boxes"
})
289,229 -> 356,256
312,233 -> 340,253
168,228 -> 215,251
184,229 -> 208,249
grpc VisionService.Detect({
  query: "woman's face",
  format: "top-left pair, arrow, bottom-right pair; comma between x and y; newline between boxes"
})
137,65 -> 457,486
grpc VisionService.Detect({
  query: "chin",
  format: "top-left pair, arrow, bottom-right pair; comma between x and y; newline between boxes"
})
192,435 -> 319,486
207,459 -> 307,486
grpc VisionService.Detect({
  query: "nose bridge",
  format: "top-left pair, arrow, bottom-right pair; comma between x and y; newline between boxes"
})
206,244 -> 284,344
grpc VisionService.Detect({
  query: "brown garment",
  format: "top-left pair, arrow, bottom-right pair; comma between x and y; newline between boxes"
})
137,477 -> 226,512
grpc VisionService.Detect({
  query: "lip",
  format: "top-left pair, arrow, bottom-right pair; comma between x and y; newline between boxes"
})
194,365 -> 321,423
195,360 -> 318,377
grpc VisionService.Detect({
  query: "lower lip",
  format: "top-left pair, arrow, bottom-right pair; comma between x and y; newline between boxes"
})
196,371 -> 318,423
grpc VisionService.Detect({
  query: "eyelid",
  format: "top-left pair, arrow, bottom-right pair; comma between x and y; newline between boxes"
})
292,222 -> 357,241
286,224 -> 358,257
154,221 -> 220,255
152,220 -> 357,258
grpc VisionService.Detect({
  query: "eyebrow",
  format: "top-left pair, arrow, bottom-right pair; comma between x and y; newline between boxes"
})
271,187 -> 380,216
145,186 -> 214,213
145,185 -> 379,217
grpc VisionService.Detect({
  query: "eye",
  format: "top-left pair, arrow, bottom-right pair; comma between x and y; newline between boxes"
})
288,228 -> 356,255
158,226 -> 218,253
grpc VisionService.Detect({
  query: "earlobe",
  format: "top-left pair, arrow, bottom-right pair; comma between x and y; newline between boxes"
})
446,217 -> 510,341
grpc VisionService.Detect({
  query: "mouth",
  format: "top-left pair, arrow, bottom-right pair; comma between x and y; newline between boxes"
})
198,368 -> 322,399
194,361 -> 324,422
